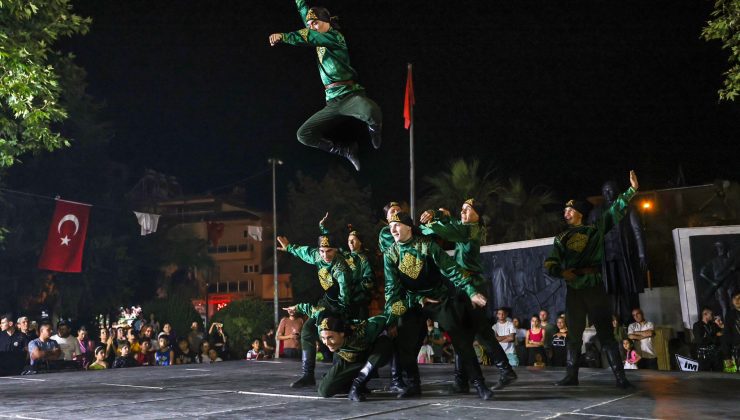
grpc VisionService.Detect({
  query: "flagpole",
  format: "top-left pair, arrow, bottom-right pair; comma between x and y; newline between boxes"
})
408,63 -> 416,220
268,157 -> 283,359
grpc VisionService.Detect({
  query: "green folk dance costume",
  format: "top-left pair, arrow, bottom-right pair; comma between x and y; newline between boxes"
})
284,235 -> 354,388
420,199 -> 517,392
278,0 -> 382,171
383,212 -> 496,400
545,187 -> 637,389
312,314 -> 393,401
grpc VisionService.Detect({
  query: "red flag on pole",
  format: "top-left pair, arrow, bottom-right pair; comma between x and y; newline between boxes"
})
403,64 -> 415,129
38,199 -> 91,273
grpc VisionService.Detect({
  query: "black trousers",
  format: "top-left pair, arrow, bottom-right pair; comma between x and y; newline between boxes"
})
565,284 -> 616,358
297,92 -> 382,148
396,294 -> 484,381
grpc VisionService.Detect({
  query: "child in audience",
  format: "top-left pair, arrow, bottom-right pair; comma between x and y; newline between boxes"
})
623,338 -> 641,370
208,348 -> 223,363
246,338 -> 264,360
88,346 -> 108,370
113,342 -> 138,368
135,339 -> 154,366
155,335 -> 174,366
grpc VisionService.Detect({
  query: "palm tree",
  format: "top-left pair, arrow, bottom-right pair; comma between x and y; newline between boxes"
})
496,177 -> 562,242
419,158 -> 502,225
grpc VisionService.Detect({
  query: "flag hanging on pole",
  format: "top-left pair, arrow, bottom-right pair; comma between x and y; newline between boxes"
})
38,199 -> 91,273
403,64 -> 415,129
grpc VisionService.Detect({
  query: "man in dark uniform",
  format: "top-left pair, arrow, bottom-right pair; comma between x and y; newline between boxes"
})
546,170 -> 639,389
384,212 -> 495,400
587,180 -> 647,326
307,314 -> 393,401
269,0 -> 383,171
278,232 -> 354,387
692,307 -> 723,371
0,314 -> 28,376
419,198 -> 517,392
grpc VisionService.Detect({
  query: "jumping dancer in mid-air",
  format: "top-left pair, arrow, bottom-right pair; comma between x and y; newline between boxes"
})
269,0 -> 383,171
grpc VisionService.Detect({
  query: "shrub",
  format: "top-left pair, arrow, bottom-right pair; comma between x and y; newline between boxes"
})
211,298 -> 274,359
143,293 -> 202,337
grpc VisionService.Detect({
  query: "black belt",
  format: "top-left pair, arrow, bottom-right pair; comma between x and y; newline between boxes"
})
324,80 -> 354,90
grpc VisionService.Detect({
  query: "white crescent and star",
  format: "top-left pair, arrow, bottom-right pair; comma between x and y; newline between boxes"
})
57,214 -> 80,246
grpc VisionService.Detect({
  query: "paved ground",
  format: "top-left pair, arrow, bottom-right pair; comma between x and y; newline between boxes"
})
0,360 -> 737,419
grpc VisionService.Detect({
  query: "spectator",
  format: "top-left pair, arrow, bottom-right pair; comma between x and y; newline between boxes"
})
262,328 -> 276,358
526,315 -> 546,366
425,318 -> 446,363
162,323 -> 176,346
187,322 -> 205,355
198,341 -> 213,363
623,339 -> 640,370
628,308 -> 658,369
721,289 -> 740,370
692,307 -> 723,372
277,307 -> 304,359
493,308 -> 518,367
135,339 -> 154,366
209,322 -> 228,359
51,320 -> 81,362
114,326 -> 128,354
28,322 -> 62,371
208,348 -> 223,363
155,335 -> 174,366
550,317 -> 568,367
141,325 -> 159,351
75,326 -> 95,369
0,313 -> 28,376
127,328 -> 141,355
540,309 -> 557,363
175,338 -> 198,365
98,328 -> 116,365
612,315 -> 627,359
512,317 -> 527,366
16,316 -> 37,341
113,342 -> 137,368
246,338 -> 265,360
88,346 -> 108,370
148,313 -> 160,335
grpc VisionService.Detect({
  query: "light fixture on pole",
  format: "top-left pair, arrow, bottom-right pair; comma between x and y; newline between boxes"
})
268,158 -> 283,357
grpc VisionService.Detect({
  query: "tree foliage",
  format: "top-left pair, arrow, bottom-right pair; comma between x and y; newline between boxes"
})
210,298 -> 274,359
702,0 -> 740,101
0,0 -> 91,167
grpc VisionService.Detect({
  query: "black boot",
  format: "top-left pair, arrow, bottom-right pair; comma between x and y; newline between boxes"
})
388,352 -> 407,393
397,364 -> 421,398
491,357 -> 518,390
290,350 -> 316,388
605,344 -> 633,389
450,353 -> 470,393
554,347 -> 580,386
348,361 -> 376,402
471,378 -> 494,400
368,124 -> 382,149
317,139 -> 360,171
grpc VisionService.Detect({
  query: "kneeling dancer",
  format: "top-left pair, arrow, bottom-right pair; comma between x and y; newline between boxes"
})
384,212 -> 495,399
309,314 -> 393,401
545,170 -> 639,389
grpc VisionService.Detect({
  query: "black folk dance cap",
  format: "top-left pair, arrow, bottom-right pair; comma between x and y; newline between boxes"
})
564,199 -> 592,217
318,234 -> 337,249
306,7 -> 332,23
347,224 -> 362,242
389,211 -> 414,228
318,316 -> 345,333
464,198 -> 485,217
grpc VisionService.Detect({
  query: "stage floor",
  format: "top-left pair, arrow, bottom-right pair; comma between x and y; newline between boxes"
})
0,360 -> 736,419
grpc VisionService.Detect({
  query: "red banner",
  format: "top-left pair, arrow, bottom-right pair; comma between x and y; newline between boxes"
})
38,199 -> 91,273
403,65 -> 415,129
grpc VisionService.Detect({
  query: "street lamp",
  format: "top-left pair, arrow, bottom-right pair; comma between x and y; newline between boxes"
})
268,158 -> 283,358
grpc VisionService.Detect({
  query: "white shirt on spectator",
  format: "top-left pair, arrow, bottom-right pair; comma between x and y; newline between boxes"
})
628,321 -> 656,358
492,320 -> 516,354
50,334 -> 81,361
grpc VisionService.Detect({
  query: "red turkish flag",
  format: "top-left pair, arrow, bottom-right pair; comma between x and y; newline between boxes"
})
38,199 -> 91,273
403,64 -> 415,130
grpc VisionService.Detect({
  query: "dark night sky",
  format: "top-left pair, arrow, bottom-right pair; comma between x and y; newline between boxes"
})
64,0 -> 740,210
